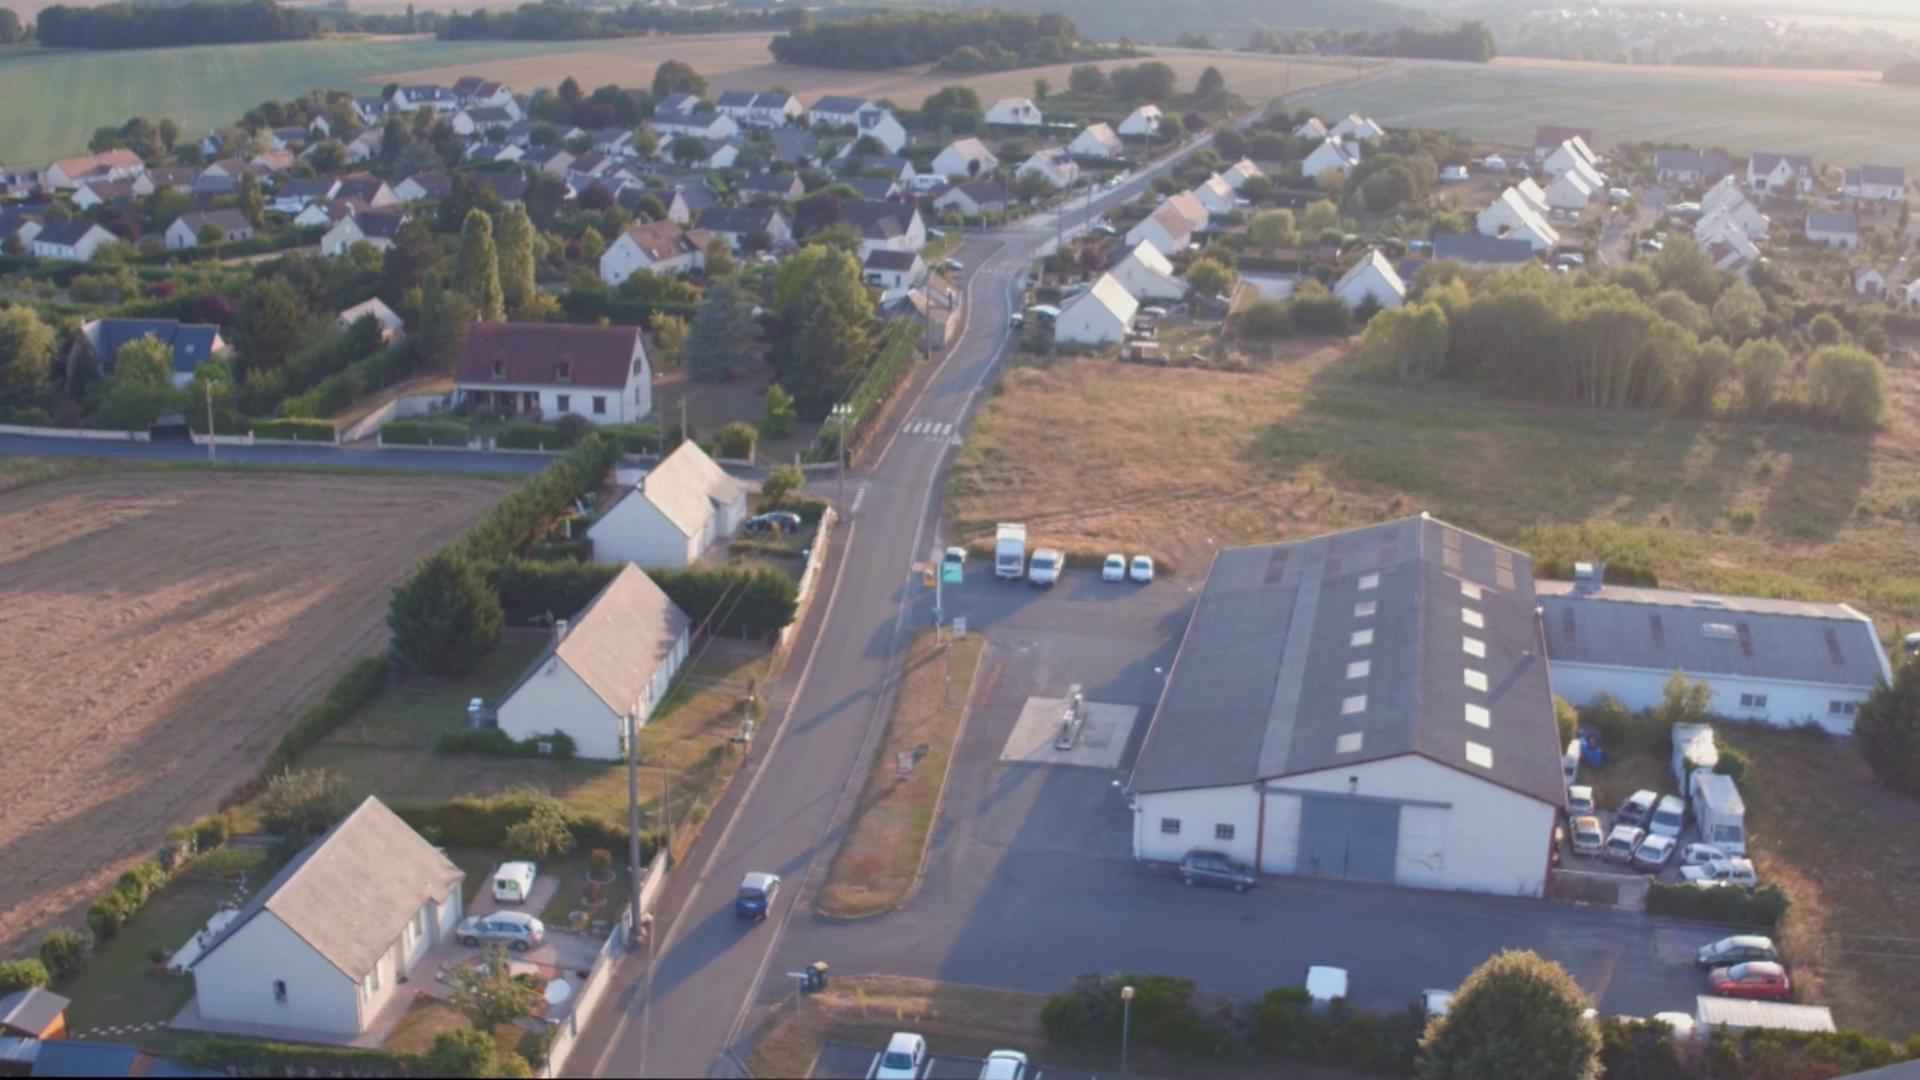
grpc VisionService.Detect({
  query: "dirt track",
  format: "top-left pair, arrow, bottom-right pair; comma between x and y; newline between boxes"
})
0,471 -> 505,957
1489,55 -> 1884,88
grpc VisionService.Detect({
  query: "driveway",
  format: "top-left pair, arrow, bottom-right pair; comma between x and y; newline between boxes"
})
774,570 -> 1707,1020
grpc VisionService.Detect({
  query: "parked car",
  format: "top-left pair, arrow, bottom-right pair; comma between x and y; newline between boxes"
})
745,511 -> 804,534
1616,790 -> 1657,828
1102,553 -> 1127,582
1648,794 -> 1687,839
1140,305 -> 1169,318
491,860 -> 536,904
1605,824 -> 1646,864
1571,815 -> 1605,856
456,911 -> 544,951
874,1032 -> 928,1079
1567,785 -> 1595,817
1697,935 -> 1779,969
1633,833 -> 1677,870
736,871 -> 780,920
943,259 -> 964,274
1639,237 -> 1665,252
943,546 -> 967,573
1681,857 -> 1758,888
1681,842 -> 1730,867
1709,961 -> 1791,1002
1008,312 -> 1025,328
1180,849 -> 1256,891
1027,548 -> 1063,587
1130,555 -> 1155,583
979,1049 -> 1029,1080
1028,304 -> 1062,323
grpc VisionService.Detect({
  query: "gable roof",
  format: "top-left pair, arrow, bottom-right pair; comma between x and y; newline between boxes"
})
1335,249 -> 1405,300
1162,190 -> 1209,229
89,318 -> 222,375
1433,232 -> 1533,265
0,988 -> 67,1036
1845,164 -> 1906,187
1076,123 -> 1122,152
1129,515 -> 1564,806
613,440 -> 747,539
1120,239 -> 1176,277
339,296 -> 403,329
50,148 -> 142,179
839,199 -> 916,240
1069,272 -> 1138,327
810,95 -> 871,116
1807,211 -> 1858,234
173,209 -> 250,235
938,179 -> 1008,207
1143,202 -> 1197,242
768,129 -> 819,163
1749,151 -> 1812,174
35,221 -> 109,247
1536,580 -> 1890,690
696,205 -> 784,235
456,322 -> 642,388
863,248 -> 920,272
1654,149 -> 1733,176
736,172 -> 802,195
940,137 -> 995,166
506,563 -> 692,715
620,218 -> 706,262
195,797 -> 461,981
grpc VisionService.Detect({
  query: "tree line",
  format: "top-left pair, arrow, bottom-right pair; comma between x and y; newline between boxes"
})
769,10 -> 1120,71
1248,20 -> 1496,62
36,0 -> 317,49
439,0 -> 805,42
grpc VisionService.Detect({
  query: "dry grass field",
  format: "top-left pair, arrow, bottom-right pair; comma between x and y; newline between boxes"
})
0,469 -> 506,957
375,35 -> 1378,110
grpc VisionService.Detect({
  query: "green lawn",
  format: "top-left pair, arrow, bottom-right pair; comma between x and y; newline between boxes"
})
1293,63 -> 1920,170
0,38 -> 595,167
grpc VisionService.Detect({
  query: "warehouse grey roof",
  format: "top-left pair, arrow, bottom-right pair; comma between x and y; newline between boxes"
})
1129,515 -> 1564,806
1536,580 -> 1890,689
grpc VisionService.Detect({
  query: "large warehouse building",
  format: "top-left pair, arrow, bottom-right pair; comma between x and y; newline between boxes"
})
1128,515 -> 1566,898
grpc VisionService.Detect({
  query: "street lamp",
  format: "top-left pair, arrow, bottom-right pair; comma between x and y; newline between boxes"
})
1120,984 -> 1134,1074
829,403 -> 853,508
625,706 -> 644,946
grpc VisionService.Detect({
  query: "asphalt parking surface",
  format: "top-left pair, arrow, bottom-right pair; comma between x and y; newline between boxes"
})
812,1040 -> 1107,1080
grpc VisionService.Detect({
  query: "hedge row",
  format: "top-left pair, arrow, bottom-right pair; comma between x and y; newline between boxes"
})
279,341 -> 416,421
651,564 -> 798,638
1646,883 -> 1791,928
180,1039 -> 431,1079
491,557 -> 621,625
394,789 -> 660,859
436,728 -> 578,760
496,419 -> 595,451
452,434 -> 621,565
381,419 -> 473,446
263,656 -> 389,774
1601,1017 -> 1916,1078
86,860 -> 171,941
252,418 -> 338,442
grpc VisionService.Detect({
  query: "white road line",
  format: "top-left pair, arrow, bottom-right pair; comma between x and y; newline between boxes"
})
850,483 -> 867,513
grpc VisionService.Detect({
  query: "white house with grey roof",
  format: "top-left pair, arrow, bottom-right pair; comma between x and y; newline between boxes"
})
1537,569 -> 1892,735
495,563 -> 693,759
1127,515 -> 1566,898
189,797 -> 463,1038
586,440 -> 748,570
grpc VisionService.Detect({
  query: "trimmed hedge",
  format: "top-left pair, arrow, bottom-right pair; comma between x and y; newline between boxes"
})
650,564 -> 798,638
381,420 -> 473,446
1042,973 -> 1233,1058
491,558 -> 620,626
756,493 -> 830,526
436,728 -> 578,760
394,790 -> 660,859
181,1039 -> 430,1079
1645,882 -> 1790,928
452,434 -> 621,565
496,423 -> 571,450
599,422 -> 663,455
263,656 -> 389,774
252,418 -> 338,442
279,341 -> 416,420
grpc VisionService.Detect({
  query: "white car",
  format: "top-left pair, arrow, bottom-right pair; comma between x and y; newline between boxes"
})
1681,857 -> 1758,888
1027,548 -> 1064,587
1633,832 -> 1677,871
1604,824 -> 1645,864
873,1032 -> 927,1080
1140,305 -> 1168,318
1102,553 -> 1127,582
1129,555 -> 1155,583
1566,784 -> 1594,816
979,1049 -> 1029,1080
1680,842 -> 1730,867
944,259 -> 965,273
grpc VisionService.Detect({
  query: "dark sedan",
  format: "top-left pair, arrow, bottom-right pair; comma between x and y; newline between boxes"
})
1179,850 -> 1257,892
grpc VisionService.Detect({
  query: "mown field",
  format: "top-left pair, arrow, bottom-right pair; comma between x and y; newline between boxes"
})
1291,60 -> 1920,169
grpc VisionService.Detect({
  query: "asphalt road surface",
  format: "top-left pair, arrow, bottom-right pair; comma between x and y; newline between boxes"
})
572,132 -> 1228,1079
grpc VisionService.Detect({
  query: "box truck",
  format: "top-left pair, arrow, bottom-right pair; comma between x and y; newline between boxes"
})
1690,771 -> 1747,856
995,523 -> 1028,580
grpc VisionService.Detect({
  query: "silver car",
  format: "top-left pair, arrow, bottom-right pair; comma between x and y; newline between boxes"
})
456,911 -> 545,951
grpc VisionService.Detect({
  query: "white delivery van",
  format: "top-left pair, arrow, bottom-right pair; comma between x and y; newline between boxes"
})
492,861 -> 537,904
1672,723 -> 1717,788
995,523 -> 1028,580
1691,772 -> 1747,855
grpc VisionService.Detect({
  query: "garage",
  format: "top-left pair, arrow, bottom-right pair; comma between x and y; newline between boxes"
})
1128,515 -> 1566,899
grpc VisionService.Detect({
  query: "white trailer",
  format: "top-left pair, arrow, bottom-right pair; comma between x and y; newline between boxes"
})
1672,723 -> 1717,788
994,523 -> 1028,580
1691,772 -> 1748,855
1695,996 -> 1833,1034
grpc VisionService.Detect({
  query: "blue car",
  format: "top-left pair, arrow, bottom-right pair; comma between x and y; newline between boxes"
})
736,872 -> 780,920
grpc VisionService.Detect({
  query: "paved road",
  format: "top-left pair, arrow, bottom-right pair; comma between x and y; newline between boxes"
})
573,133 -> 1227,1079
0,433 -> 556,475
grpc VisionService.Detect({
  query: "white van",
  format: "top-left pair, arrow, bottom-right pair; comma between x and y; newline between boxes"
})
492,861 -> 538,904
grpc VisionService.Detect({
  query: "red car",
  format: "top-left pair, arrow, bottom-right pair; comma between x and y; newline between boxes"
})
1709,961 -> 1791,1001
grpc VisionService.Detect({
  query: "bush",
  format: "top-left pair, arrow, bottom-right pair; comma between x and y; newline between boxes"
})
1042,973 -> 1229,1056
382,420 -> 473,446
1579,691 -> 1675,760
0,958 -> 51,993
264,656 -> 389,774
761,463 -> 805,502
181,1039 -> 429,1078
451,434 -> 621,565
258,768 -> 351,842
649,565 -> 798,637
1645,883 -> 1790,927
496,423 -> 569,450
192,812 -> 232,851
490,558 -> 620,625
1239,299 -> 1292,340
252,418 -> 338,442
714,421 -> 758,460
87,889 -> 138,940
389,548 -> 503,676
437,728 -> 578,760
1713,745 -> 1750,785
1855,653 -> 1920,796
1289,292 -> 1352,336
39,927 -> 94,981
599,422 -> 662,455
116,860 -> 170,907
394,789 -> 662,860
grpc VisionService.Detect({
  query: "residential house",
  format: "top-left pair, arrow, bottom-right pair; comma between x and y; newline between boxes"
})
1192,173 -> 1237,215
1540,137 -> 1599,180
1514,176 -> 1550,215
850,105 -> 908,155
1329,113 -> 1384,142
767,129 -> 820,167
1806,211 -> 1860,250
1125,201 -> 1199,257
839,200 -> 925,258
1053,273 -> 1138,347
344,128 -> 384,165
0,165 -> 47,197
164,210 -> 254,250
473,171 -> 528,205
523,147 -> 575,177
391,85 -> 459,114
462,106 -> 520,139
294,197 -> 356,229
931,138 -> 999,180
334,173 -> 398,208
695,206 -> 791,252
586,441 -> 749,571
1842,164 -> 1906,202
1333,249 -> 1406,310
0,207 -> 43,250
1654,149 -> 1734,187
265,126 -> 309,152
1017,148 -> 1078,190
1070,123 -> 1124,159
682,139 -> 739,171
807,95 -> 876,130
1533,124 -> 1593,160
45,148 -> 144,190
189,797 -> 463,1038
71,179 -> 141,211
1477,187 -> 1559,252
1294,116 -> 1329,140
494,565 -> 694,759
845,154 -> 915,185
1162,190 -> 1210,234
862,249 -> 926,300
71,317 -> 226,388
651,108 -> 739,141
1431,232 -> 1534,266
1108,240 -> 1186,302
1854,267 -> 1887,297
352,96 -> 389,126
1904,278 -> 1920,309
839,176 -> 900,201
337,297 -> 405,340
1700,177 -> 1771,240
1222,158 -> 1264,190
269,176 -> 340,214
199,157 -> 255,184
392,172 -> 450,204
986,97 -> 1043,127
601,219 -> 709,284
1302,137 -> 1361,180
1747,151 -> 1814,195
144,165 -> 198,193
452,76 -> 516,113
716,90 -> 804,129
321,209 -> 407,258
30,221 -> 115,262
591,127 -> 635,155
465,143 -> 523,166
1118,104 -> 1163,139
662,180 -> 719,225
0,988 -> 69,1040
735,172 -> 804,203
933,179 -> 1010,219
455,322 -> 651,424
1543,169 -> 1595,211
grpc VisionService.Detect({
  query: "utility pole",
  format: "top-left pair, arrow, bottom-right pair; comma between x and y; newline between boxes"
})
203,379 -> 216,462
625,707 -> 643,946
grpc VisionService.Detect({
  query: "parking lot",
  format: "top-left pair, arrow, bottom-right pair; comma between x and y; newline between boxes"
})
811,1040 -> 1104,1080
778,560 -> 1710,1020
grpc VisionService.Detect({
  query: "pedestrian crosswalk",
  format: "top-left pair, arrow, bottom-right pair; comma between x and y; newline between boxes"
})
900,418 -> 955,439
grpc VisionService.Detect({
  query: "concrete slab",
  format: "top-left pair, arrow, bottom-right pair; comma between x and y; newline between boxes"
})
1000,696 -> 1139,769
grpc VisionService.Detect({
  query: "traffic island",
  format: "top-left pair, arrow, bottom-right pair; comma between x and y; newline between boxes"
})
816,628 -> 985,918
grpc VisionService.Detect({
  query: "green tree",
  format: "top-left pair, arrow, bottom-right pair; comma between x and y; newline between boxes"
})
1186,256 -> 1235,297
1648,237 -> 1725,305
761,382 -> 796,438
0,8 -> 25,44
417,276 -> 476,373
1194,64 -> 1227,98
1419,950 -> 1600,1080
235,171 -> 264,227
1855,656 -> 1920,797
452,945 -> 545,1029
1248,208 -> 1298,249
495,205 -> 537,319
1734,337 -> 1787,415
1807,344 -> 1884,430
257,768 -> 349,841
667,135 -> 708,167
1652,670 -> 1713,728
0,306 -> 57,409
232,277 -> 305,376
578,226 -> 607,263
920,85 -> 984,132
503,795 -> 573,858
38,928 -> 93,982
389,547 -> 503,676
649,313 -> 689,370
1808,312 -> 1846,346
1683,337 -> 1734,415
705,235 -> 736,278
95,336 -> 183,430
1709,282 -> 1765,344
1554,696 -> 1578,748
775,247 -> 874,412
454,209 -> 505,320
652,60 -> 707,100
1067,64 -> 1106,94
686,278 -> 756,383
1359,302 -> 1451,379
1301,199 -> 1340,233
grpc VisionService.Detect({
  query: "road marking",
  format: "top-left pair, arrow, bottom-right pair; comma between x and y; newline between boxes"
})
850,483 -> 867,513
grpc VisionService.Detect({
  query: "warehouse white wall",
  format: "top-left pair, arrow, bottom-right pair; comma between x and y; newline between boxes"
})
1549,662 -> 1869,735
1132,786 -> 1259,867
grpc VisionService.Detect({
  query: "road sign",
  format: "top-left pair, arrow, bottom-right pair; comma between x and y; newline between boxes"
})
953,617 -> 967,638
941,562 -> 962,585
